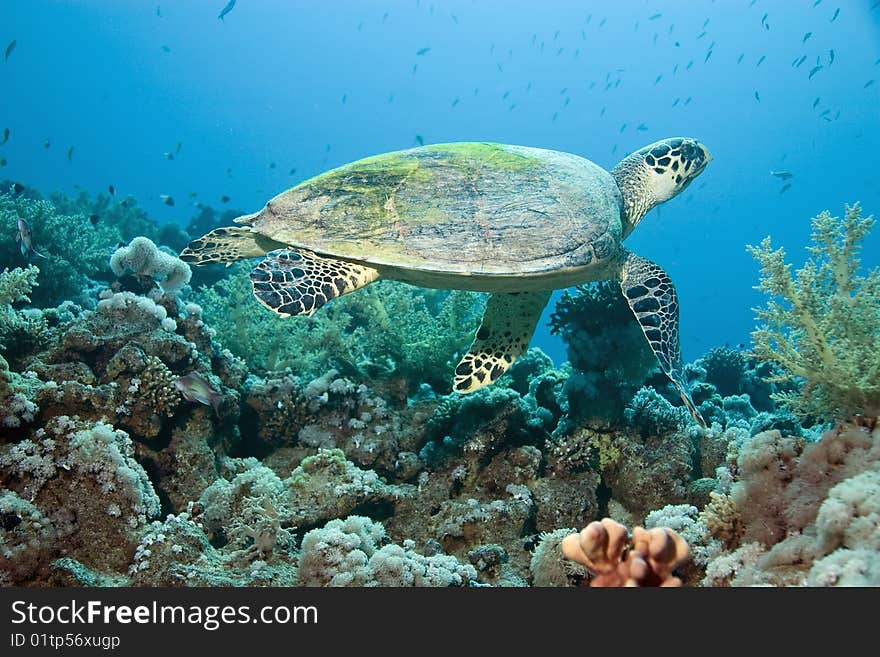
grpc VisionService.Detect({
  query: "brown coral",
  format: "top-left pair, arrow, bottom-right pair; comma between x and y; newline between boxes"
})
701,492 -> 743,549
561,517 -> 689,587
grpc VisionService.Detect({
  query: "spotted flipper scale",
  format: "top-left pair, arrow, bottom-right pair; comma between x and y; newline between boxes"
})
180,226 -> 279,266
454,290 -> 551,393
620,251 -> 706,427
250,248 -> 379,317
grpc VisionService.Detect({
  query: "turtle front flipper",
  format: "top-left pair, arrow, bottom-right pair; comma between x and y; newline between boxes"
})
250,248 -> 380,317
180,226 -> 283,266
619,252 -> 706,428
454,290 -> 551,393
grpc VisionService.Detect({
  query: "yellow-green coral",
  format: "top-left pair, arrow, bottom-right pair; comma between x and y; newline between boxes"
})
748,203 -> 880,421
195,263 -> 482,392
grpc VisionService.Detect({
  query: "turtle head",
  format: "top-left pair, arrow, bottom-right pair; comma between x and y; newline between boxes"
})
612,137 -> 711,237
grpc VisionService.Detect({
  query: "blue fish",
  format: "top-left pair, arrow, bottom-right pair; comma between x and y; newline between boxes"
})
218,0 -> 235,21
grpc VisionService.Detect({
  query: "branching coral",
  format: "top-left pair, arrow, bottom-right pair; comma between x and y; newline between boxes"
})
748,203 -> 880,421
195,266 -> 481,393
0,192 -> 121,305
561,517 -> 689,586
0,265 -> 44,352
550,281 -> 656,422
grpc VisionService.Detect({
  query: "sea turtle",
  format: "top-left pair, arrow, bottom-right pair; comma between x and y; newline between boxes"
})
181,138 -> 711,425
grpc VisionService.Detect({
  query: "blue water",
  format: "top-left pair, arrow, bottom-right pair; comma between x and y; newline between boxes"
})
1,0 -> 878,363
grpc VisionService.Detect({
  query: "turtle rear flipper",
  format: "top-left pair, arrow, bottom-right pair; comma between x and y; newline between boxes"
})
180,227 -> 282,266
620,252 -> 706,428
454,290 -> 551,393
250,248 -> 380,317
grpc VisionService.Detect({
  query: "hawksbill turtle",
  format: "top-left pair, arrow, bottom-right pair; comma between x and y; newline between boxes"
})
181,139 -> 712,426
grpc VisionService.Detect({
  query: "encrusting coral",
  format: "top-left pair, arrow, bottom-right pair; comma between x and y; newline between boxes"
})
749,203 -> 880,422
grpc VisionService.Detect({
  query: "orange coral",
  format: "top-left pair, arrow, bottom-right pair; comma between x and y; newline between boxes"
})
561,517 -> 689,587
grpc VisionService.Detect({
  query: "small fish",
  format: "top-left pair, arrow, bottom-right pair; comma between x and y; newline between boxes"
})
648,13 -> 662,20
796,55 -> 807,68
416,47 -> 431,56
341,94 -> 346,104
160,194 -> 175,206
108,184 -> 115,195
221,195 -> 230,203
684,96 -> 692,105
161,45 -> 171,53
451,97 -> 459,107
88,213 -> 100,225
770,171 -> 793,180
164,151 -> 175,160
866,79 -> 876,88
808,65 -> 823,79
803,32 -> 812,43
754,90 -> 761,102
4,40 -> 15,62
696,30 -> 707,39
757,55 -> 765,67
761,12 -> 768,26
288,167 -> 296,175
269,161 -> 276,169
174,373 -> 222,417
737,53 -> 744,64
671,97 -> 679,107
0,158 -> 6,167
819,109 -> 830,117
43,138 -> 51,149
218,0 -> 236,21
704,50 -> 712,63
15,217 -> 47,260
655,73 -> 663,84
620,123 -> 627,133
637,123 -> 648,131
67,147 -> 74,161
829,49 -> 835,65
830,7 -> 840,22
0,128 -> 8,144
415,135 -> 424,146
157,5 -> 162,17
779,183 -> 792,194
176,141 -> 182,154
812,96 -> 821,108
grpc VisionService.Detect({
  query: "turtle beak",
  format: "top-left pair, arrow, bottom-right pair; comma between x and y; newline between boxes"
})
699,143 -> 713,164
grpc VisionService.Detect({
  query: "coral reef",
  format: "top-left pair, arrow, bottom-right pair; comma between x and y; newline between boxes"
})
1,190 -> 878,588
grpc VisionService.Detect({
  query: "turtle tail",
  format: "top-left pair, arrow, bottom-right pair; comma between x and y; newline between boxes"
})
180,226 -> 279,266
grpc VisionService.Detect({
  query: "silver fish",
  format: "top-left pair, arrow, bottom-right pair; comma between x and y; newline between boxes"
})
174,373 -> 222,417
15,217 -> 47,260
770,170 -> 794,180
